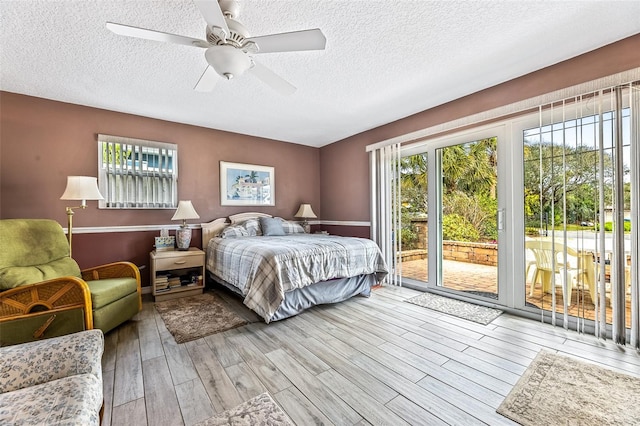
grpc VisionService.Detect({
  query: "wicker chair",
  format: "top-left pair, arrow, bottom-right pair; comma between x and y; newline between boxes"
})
0,219 -> 141,342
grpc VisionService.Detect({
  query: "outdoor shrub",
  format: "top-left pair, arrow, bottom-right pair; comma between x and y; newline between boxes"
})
442,214 -> 480,242
400,227 -> 418,249
525,227 -> 541,236
595,221 -> 631,232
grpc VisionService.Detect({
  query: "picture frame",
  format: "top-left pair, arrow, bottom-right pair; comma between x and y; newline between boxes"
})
220,161 -> 275,206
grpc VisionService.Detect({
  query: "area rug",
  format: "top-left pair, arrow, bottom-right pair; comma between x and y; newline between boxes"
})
405,292 -> 502,324
195,392 -> 294,426
497,350 -> 640,425
155,292 -> 248,343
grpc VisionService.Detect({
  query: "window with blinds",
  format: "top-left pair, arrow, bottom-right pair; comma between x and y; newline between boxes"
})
98,135 -> 178,208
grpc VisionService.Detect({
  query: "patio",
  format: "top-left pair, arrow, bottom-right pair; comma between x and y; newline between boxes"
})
401,258 -> 632,328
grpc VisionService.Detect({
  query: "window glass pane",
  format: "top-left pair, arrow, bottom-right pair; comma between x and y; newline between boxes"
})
98,135 -> 178,209
399,153 -> 428,282
523,104 -> 632,328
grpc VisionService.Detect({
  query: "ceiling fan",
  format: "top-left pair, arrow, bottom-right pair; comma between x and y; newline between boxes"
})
106,0 -> 326,95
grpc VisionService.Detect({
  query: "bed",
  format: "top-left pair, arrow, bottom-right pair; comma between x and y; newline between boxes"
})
201,212 -> 388,323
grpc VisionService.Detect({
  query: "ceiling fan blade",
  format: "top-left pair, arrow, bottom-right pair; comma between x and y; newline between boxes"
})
106,22 -> 209,48
193,0 -> 229,37
194,66 -> 218,92
248,60 -> 296,96
247,29 -> 326,54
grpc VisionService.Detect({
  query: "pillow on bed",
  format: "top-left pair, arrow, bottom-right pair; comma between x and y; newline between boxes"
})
219,224 -> 249,238
280,220 -> 305,234
239,218 -> 262,236
260,217 -> 286,236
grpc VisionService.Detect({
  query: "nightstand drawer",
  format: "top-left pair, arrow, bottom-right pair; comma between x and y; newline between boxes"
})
155,254 -> 203,271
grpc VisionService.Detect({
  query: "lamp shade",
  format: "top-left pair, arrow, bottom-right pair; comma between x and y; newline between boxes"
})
60,176 -> 104,201
294,203 -> 317,219
171,200 -> 200,221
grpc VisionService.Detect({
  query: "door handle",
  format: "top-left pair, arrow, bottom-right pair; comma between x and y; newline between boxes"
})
497,209 -> 505,231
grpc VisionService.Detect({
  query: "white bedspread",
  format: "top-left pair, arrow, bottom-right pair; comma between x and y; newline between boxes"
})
206,234 -> 388,321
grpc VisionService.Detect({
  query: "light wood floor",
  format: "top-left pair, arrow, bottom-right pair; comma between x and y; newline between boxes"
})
101,285 -> 640,426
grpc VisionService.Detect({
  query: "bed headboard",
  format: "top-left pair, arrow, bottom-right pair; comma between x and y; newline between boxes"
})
201,218 -> 229,249
201,212 -> 273,249
229,212 -> 272,224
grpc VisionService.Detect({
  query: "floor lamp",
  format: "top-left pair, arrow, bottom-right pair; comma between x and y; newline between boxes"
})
60,176 -> 104,257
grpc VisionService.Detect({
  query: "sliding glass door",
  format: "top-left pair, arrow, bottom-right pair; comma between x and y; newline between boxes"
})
400,126 -> 508,305
436,137 -> 499,299
373,79 -> 638,345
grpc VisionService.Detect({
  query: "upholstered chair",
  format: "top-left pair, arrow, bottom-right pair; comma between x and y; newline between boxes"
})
0,219 -> 141,337
0,329 -> 104,424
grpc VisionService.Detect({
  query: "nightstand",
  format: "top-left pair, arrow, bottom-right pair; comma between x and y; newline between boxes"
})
150,248 -> 205,302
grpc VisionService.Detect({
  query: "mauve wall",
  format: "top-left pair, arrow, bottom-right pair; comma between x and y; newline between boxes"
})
319,33 -> 640,226
0,93 -> 320,284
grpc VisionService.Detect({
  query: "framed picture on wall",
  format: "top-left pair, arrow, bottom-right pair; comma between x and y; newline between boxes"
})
220,161 -> 275,206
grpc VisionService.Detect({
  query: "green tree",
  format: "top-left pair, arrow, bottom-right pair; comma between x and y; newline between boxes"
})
443,137 -> 497,197
399,154 -> 428,214
101,143 -> 132,166
398,137 -> 499,243
523,141 -> 614,225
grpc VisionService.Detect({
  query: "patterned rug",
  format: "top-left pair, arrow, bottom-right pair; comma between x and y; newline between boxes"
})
498,350 -> 640,425
195,392 -> 293,426
155,292 -> 248,343
405,292 -> 502,324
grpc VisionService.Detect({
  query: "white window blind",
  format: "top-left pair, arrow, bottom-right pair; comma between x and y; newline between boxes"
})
370,143 -> 401,285
526,83 -> 639,346
98,135 -> 178,208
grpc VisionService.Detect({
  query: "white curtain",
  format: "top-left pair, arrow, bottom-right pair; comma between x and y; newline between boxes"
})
369,143 -> 401,285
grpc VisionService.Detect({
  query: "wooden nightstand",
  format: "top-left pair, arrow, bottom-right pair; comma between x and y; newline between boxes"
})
150,248 -> 205,302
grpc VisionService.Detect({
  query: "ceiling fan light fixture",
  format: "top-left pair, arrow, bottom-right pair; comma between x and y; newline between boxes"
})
205,45 -> 251,79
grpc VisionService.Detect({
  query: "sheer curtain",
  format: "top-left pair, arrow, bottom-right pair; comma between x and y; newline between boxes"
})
369,143 -> 401,285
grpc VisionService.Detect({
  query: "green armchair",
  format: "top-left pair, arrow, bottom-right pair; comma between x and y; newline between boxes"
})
0,219 -> 141,340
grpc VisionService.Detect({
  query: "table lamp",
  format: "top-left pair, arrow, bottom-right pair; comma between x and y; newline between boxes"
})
171,200 -> 200,250
294,203 -> 317,233
60,176 -> 104,257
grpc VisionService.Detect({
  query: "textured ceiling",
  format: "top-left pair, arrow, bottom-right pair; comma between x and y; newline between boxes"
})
2,1 -> 639,147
